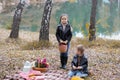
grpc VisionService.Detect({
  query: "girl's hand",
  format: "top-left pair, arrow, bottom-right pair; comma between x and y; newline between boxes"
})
60,40 -> 67,44
73,65 -> 77,70
60,39 -> 64,43
62,40 -> 68,44
77,66 -> 83,69
64,40 -> 68,44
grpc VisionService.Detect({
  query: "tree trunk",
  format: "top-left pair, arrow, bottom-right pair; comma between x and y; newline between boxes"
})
39,0 -> 52,41
89,0 -> 97,41
9,1 -> 25,38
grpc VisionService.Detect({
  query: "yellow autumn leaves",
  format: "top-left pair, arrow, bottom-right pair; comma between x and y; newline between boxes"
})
69,0 -> 77,3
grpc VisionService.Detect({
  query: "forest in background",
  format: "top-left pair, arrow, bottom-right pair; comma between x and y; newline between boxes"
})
0,0 -> 119,37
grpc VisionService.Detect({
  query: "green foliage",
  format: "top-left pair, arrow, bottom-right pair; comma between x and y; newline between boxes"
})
4,22 -> 12,30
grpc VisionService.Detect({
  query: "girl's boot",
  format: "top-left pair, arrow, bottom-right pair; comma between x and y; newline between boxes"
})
62,56 -> 68,69
60,55 -> 64,69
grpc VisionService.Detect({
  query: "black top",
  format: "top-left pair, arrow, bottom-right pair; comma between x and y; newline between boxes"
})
71,54 -> 88,73
56,24 -> 72,44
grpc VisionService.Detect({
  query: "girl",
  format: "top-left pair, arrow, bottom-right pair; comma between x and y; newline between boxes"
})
56,14 -> 72,69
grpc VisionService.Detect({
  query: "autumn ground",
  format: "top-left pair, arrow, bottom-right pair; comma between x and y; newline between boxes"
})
0,29 -> 120,80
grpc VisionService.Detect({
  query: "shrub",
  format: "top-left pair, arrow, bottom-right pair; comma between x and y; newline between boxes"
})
4,22 -> 12,30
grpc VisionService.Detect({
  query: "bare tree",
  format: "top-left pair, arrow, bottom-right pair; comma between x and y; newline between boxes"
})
89,0 -> 97,41
9,0 -> 26,38
39,0 -> 52,41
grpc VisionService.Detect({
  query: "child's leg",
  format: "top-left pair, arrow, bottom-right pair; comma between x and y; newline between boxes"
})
65,43 -> 70,65
68,70 -> 76,78
60,53 -> 68,69
60,55 -> 64,68
60,43 -> 70,69
76,71 -> 88,78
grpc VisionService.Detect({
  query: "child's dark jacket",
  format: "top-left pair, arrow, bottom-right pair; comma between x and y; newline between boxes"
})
56,24 -> 72,44
71,54 -> 88,73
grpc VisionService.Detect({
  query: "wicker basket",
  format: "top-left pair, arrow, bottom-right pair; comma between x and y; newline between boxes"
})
32,67 -> 48,72
59,43 -> 67,53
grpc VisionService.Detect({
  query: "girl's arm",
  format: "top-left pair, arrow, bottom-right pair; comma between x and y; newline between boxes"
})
67,26 -> 72,43
78,58 -> 88,70
56,26 -> 60,43
71,57 -> 77,70
81,59 -> 88,69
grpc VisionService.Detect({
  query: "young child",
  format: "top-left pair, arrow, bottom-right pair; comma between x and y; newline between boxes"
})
68,45 -> 88,79
56,14 -> 72,69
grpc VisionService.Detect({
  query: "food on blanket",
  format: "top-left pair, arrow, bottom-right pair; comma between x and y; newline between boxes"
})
29,73 -> 43,77
29,74 -> 35,77
29,76 -> 36,80
71,76 -> 84,80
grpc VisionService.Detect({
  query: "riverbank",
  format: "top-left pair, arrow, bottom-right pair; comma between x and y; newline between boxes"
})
0,29 -> 120,80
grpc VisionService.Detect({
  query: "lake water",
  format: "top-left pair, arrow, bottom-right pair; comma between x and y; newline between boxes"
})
75,32 -> 120,40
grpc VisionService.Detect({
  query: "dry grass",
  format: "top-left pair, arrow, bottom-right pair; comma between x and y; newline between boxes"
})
71,37 -> 120,49
21,40 -> 53,50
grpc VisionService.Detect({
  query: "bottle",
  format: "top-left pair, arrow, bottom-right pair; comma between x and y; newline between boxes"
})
22,61 -> 32,73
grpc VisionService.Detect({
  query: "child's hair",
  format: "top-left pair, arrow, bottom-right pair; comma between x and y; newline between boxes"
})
77,45 -> 84,53
59,14 -> 69,24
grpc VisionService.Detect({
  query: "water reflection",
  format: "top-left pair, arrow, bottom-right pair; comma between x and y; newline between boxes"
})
98,33 -> 120,40
75,32 -> 120,40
